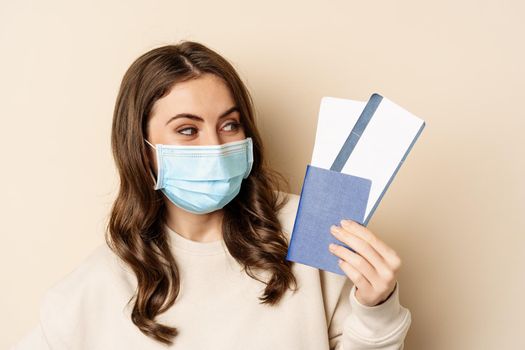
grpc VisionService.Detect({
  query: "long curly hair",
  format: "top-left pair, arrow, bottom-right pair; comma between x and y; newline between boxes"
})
105,40 -> 298,345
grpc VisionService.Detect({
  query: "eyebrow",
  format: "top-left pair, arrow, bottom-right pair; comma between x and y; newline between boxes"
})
165,106 -> 240,126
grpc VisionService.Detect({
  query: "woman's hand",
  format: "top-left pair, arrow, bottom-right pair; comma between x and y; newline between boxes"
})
328,219 -> 401,307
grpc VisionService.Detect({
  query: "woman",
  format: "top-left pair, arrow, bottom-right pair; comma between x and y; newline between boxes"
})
12,41 -> 411,349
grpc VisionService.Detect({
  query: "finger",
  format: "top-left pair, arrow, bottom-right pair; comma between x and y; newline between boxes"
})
340,219 -> 402,272
330,225 -> 392,279
337,258 -> 373,295
329,243 -> 382,287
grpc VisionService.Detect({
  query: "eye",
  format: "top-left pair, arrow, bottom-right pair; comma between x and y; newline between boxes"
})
223,121 -> 241,132
177,127 -> 197,136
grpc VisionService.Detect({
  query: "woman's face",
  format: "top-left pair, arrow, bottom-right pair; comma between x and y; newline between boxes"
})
145,73 -> 246,173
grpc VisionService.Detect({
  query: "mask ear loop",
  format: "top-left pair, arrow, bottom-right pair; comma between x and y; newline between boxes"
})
144,139 -> 156,149
144,139 -> 161,190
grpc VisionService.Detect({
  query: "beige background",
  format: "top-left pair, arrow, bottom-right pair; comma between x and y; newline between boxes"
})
2,1 -> 524,349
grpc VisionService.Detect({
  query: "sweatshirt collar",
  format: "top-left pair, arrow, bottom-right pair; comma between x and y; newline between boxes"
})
164,223 -> 227,255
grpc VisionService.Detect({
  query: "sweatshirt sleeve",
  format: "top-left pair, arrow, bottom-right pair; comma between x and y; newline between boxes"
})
10,283 -> 73,350
11,285 -> 75,350
329,279 -> 412,350
9,323 -> 51,350
11,245 -> 114,350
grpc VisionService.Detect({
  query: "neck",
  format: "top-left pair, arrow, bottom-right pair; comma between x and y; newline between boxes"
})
164,198 -> 224,243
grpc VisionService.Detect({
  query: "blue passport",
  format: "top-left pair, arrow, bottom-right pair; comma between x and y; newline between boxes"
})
285,165 -> 372,275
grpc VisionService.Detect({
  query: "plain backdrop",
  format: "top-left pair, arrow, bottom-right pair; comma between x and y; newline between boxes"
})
2,1 -> 524,349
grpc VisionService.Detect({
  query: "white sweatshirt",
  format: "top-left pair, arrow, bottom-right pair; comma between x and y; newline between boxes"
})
11,192 -> 411,349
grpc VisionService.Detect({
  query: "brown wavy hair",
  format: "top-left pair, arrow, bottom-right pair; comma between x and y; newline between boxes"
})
105,40 -> 298,345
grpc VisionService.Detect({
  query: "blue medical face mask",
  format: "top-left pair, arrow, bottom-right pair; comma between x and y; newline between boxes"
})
144,137 -> 254,214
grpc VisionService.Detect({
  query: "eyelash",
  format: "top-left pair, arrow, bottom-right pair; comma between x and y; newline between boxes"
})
177,121 -> 241,136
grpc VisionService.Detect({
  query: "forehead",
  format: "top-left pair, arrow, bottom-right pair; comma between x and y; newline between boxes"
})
151,73 -> 236,119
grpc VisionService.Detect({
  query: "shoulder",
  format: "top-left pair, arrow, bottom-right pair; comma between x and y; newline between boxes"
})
38,243 -> 136,345
42,243 -> 134,299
